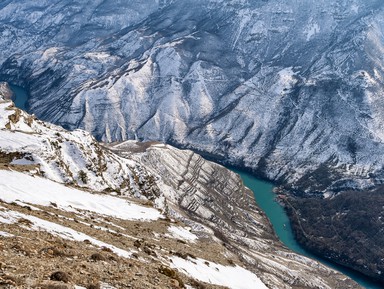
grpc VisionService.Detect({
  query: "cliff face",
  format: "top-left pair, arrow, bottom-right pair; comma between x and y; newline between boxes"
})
1,0 -> 384,193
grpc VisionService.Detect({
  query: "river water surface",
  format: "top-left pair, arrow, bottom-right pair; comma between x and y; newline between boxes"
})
9,84 -> 28,111
232,168 -> 383,289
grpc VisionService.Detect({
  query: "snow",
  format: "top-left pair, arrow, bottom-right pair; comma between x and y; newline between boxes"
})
351,4 -> 359,13
323,192 -> 333,199
76,284 -> 117,289
100,284 -> 118,289
171,257 -> 268,289
0,130 -> 40,150
0,0 -> 383,201
168,225 -> 198,242
151,143 -> 167,148
0,210 -> 17,224
0,208 -> 132,258
0,100 -> 141,194
0,102 -> 14,128
0,230 -> 14,237
41,47 -> 60,61
305,22 -> 320,41
10,158 -> 36,165
272,67 -> 298,95
0,170 -> 162,221
84,52 -> 112,61
12,200 -> 42,211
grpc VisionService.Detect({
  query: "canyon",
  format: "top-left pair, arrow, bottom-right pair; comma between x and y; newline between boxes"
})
1,0 -> 384,284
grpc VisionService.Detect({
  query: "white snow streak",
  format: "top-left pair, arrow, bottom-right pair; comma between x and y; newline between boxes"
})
168,225 -> 198,242
0,170 -> 162,221
171,257 -> 268,289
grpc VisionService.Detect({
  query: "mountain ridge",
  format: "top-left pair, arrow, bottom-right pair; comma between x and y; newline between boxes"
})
2,0 -> 384,194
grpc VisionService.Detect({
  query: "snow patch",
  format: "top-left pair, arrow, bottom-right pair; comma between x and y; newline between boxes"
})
41,47 -> 60,61
323,192 -> 334,199
0,170 -> 162,221
167,225 -> 198,242
304,22 -> 320,41
273,67 -> 298,95
0,210 -> 17,224
0,230 -> 14,237
10,157 -> 36,165
170,257 -> 268,289
76,284 -> 116,289
84,52 -> 115,62
351,4 -> 359,13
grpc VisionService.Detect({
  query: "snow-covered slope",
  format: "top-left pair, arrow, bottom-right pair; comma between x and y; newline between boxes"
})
0,96 -> 359,288
0,170 -> 162,222
0,95 -> 160,198
1,0 -> 384,193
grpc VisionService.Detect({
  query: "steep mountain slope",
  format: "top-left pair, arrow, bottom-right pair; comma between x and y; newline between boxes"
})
1,0 -> 384,193
0,94 -> 359,288
285,190 -> 384,282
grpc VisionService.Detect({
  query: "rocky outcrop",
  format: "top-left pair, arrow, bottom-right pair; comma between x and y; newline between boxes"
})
0,82 -> 13,100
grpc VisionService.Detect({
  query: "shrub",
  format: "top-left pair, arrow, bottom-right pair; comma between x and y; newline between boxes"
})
78,170 -> 88,184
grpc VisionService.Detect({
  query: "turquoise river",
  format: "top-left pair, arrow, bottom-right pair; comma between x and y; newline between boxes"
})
9,84 -> 28,111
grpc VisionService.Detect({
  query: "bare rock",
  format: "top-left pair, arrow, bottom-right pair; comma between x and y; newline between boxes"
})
50,271 -> 70,283
38,281 -> 74,289
0,82 -> 14,100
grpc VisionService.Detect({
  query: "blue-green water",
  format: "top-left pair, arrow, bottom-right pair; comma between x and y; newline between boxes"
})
9,84 -> 28,111
232,168 -> 383,289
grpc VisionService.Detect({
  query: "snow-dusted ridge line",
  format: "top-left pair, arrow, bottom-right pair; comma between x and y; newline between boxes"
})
0,170 -> 162,221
